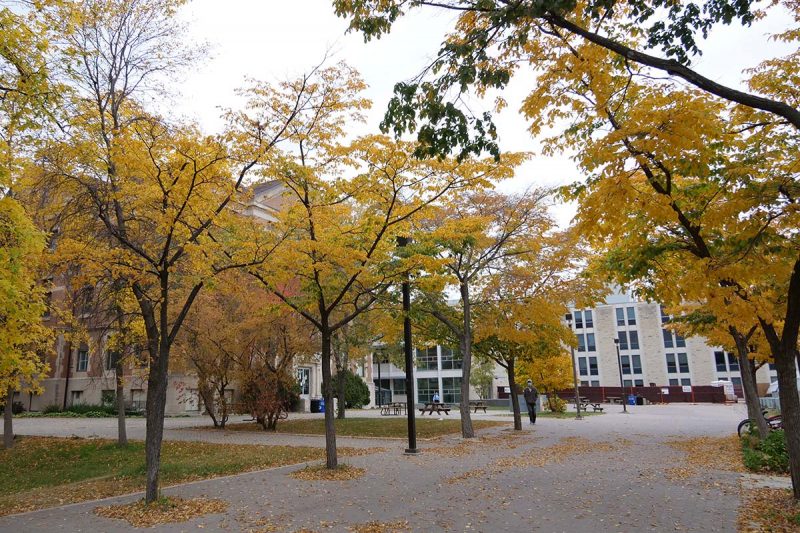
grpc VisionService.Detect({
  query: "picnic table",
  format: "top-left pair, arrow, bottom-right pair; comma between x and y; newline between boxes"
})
607,396 -> 622,404
469,400 -> 488,413
419,402 -> 451,415
380,402 -> 406,416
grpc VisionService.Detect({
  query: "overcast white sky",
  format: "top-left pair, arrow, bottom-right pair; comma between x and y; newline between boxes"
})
173,1 -> 794,227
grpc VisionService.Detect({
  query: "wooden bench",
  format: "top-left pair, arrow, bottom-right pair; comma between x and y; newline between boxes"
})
419,402 -> 451,415
469,401 -> 488,413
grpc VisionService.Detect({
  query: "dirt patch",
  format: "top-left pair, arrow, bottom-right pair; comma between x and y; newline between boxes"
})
288,464 -> 366,481
738,487 -> 800,532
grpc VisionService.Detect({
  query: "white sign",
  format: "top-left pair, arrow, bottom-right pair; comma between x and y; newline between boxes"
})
503,387 -> 511,393
661,388 -> 669,395
682,386 -> 692,393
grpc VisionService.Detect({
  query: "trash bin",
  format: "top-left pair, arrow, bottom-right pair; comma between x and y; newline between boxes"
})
318,398 -> 326,412
310,398 -> 321,413
635,396 -> 645,406
627,394 -> 636,406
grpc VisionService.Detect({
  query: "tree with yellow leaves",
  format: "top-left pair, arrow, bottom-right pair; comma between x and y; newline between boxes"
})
0,197 -> 50,449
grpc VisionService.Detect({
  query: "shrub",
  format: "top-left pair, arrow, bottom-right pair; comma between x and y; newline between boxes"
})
742,429 -> 789,473
66,403 -> 116,415
0,401 -> 26,414
336,369 -> 370,408
546,395 -> 567,413
42,403 -> 62,414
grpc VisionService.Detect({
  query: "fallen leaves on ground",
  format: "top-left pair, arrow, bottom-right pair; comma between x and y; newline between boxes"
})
93,496 -> 227,528
492,437 -> 630,469
445,468 -> 487,484
288,464 -> 366,481
348,520 -> 410,533
667,436 -> 746,473
434,431 -> 530,458
738,487 -> 800,532
664,467 -> 697,481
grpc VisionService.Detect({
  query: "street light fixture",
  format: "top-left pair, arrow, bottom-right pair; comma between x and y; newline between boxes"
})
397,236 -> 419,454
613,338 -> 628,414
564,313 -> 583,420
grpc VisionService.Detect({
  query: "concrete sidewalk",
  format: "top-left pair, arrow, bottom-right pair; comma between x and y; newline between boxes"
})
1,403 -> 749,532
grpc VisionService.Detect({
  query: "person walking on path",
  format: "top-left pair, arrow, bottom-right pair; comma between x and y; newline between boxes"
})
523,380 -> 539,425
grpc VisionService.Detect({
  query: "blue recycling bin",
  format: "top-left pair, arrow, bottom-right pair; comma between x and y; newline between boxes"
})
318,398 -> 325,412
627,394 -> 636,406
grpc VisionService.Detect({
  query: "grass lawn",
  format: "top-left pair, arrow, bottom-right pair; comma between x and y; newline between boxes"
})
225,417 -> 505,439
0,437 -> 366,517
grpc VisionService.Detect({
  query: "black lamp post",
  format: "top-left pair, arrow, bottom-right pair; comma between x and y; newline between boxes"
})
614,338 -> 628,414
397,236 -> 418,454
564,313 -> 582,420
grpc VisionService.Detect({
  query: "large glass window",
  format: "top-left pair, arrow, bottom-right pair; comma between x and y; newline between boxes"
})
634,379 -> 644,387
440,346 -> 462,370
297,367 -> 311,395
574,310 -> 583,329
617,331 -> 629,350
589,357 -> 599,376
666,354 -> 677,374
416,346 -> 437,370
714,351 -> 727,372
621,355 -> 631,375
627,307 -> 636,325
577,334 -> 586,352
77,348 -> 89,372
578,357 -> 588,375
629,331 -> 639,350
678,353 -> 690,373
616,308 -> 625,326
669,378 -> 679,386
631,355 -> 642,374
675,334 -> 686,348
681,378 -> 692,386
417,377 -> 439,403
663,329 -> 674,348
584,310 -> 594,328
442,377 -> 461,404
586,333 -> 596,352
661,308 -> 670,324
727,352 -> 739,371
393,378 -> 406,395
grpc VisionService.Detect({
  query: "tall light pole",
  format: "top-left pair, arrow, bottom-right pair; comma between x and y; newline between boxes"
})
397,236 -> 418,454
565,313 -> 582,420
614,338 -> 628,414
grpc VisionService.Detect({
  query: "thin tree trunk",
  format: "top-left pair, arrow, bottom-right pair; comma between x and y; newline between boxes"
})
337,371 -> 346,419
459,282 -> 475,439
507,360 -> 522,431
3,387 -> 13,449
731,327 -> 768,439
774,347 -> 800,499
115,358 -> 127,446
321,329 -> 338,468
144,343 -> 170,502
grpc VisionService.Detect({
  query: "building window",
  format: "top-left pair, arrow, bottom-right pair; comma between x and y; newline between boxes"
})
101,389 -> 115,406
661,308 -> 670,324
417,377 -> 439,403
577,334 -> 586,352
393,378 -> 406,395
574,310 -> 583,329
578,357 -> 588,375
727,353 -> 739,371
666,353 -> 677,374
590,380 -> 600,386
631,355 -> 642,374
623,379 -> 633,387
586,333 -> 596,352
714,351 -> 727,372
76,348 -> 89,372
581,380 -> 589,386
584,310 -> 593,328
70,390 -> 83,405
669,378 -> 679,386
105,350 -> 121,371
616,308 -> 625,327
681,378 -> 692,386
634,379 -> 644,387
627,307 -> 636,325
675,334 -> 686,348
618,331 -> 628,350
663,329 -> 674,348
296,367 -> 311,395
731,377 -> 742,386
440,346 -> 462,370
621,355 -> 631,375
442,377 -> 461,404
629,331 -> 639,350
678,353 -> 689,373
416,347 -> 437,370
589,357 -> 599,376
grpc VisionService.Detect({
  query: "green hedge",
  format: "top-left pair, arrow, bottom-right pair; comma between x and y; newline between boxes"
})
742,430 -> 789,473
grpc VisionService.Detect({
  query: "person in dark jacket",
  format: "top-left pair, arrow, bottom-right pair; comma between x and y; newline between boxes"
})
523,380 -> 539,424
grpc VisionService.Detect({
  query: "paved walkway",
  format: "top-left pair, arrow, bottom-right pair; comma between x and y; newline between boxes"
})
1,403 -> 750,532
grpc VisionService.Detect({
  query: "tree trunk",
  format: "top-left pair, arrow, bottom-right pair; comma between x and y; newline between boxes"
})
507,361 -> 522,431
731,328 -> 768,439
199,384 -> 219,428
774,347 -> 800,499
115,359 -> 128,446
459,282 -> 475,439
3,387 -> 13,449
336,371 -> 346,419
321,329 -> 338,468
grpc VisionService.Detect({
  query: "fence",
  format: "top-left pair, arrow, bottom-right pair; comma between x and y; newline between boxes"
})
760,397 -> 781,412
555,385 -> 728,404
